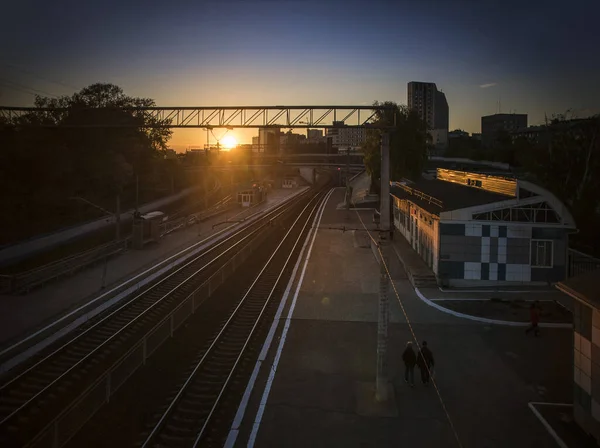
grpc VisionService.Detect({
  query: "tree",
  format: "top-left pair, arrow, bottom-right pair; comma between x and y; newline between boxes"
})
0,83 -> 175,244
517,113 -> 600,254
361,101 -> 429,192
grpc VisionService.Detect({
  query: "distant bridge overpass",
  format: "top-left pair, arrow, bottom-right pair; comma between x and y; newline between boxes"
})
185,162 -> 364,172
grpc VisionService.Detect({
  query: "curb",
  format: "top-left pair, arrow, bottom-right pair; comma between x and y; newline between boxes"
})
414,287 -> 573,328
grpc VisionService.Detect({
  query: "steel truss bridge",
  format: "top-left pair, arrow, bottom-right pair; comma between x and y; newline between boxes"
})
0,105 -> 395,129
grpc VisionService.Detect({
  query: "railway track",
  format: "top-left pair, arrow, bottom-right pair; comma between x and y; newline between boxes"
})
0,188 -> 312,447
139,186 -> 331,448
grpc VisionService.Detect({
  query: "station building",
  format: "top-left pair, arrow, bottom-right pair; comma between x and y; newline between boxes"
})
390,168 -> 577,287
557,269 -> 600,444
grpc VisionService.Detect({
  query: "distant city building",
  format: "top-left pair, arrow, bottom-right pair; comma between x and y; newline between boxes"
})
252,136 -> 260,152
408,81 -> 449,155
280,131 -> 306,151
510,117 -> 595,146
434,90 -> 449,131
448,130 -> 469,139
429,129 -> 448,154
307,129 -> 323,140
325,121 -> 366,151
254,127 -> 281,153
481,113 -> 528,148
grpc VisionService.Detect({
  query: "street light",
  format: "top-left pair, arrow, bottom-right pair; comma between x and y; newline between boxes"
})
69,196 -> 118,289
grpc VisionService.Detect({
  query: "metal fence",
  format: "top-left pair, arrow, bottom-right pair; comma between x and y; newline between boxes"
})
28,219 -> 274,448
568,248 -> 600,278
1,184 -> 228,295
0,240 -> 128,295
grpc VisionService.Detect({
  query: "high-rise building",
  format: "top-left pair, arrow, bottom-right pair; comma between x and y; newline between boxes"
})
407,81 -> 449,154
255,127 -> 281,153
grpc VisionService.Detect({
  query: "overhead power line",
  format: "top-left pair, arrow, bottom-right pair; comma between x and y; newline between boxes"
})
0,78 -> 59,98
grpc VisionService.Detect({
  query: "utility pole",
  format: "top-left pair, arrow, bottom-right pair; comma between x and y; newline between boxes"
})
346,146 -> 351,209
115,192 -> 121,241
376,132 -> 391,401
135,174 -> 139,212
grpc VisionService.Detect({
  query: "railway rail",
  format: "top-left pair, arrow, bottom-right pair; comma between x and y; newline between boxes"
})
0,185 -> 314,447
139,185 -> 332,447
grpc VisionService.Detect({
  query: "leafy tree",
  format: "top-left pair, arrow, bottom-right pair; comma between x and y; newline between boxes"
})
0,83 -> 176,244
361,101 -> 429,192
518,113 -> 600,253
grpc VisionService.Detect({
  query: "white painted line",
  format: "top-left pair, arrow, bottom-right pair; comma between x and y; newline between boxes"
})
430,298 -> 558,302
0,188 -> 311,373
244,187 -> 333,448
224,188 -> 333,448
438,286 -> 552,294
530,402 -> 572,407
528,402 -> 570,448
414,288 -> 572,328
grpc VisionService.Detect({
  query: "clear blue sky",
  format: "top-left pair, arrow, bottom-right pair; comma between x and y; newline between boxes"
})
1,0 -> 599,149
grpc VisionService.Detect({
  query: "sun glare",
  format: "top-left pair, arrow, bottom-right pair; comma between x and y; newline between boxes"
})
221,135 -> 237,149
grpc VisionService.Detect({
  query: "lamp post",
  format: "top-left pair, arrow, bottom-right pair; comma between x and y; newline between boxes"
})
69,196 -> 118,289
376,132 -> 391,401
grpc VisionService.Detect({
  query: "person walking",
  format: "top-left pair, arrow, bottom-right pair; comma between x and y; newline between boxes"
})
417,341 -> 435,386
525,301 -> 541,337
402,341 -> 417,387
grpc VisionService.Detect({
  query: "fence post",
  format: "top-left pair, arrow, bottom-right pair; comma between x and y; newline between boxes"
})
143,338 -> 147,365
106,373 -> 111,403
53,419 -> 59,448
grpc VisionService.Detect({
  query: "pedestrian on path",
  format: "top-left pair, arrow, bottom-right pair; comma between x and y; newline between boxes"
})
417,341 -> 435,386
526,301 -> 541,337
402,341 -> 416,387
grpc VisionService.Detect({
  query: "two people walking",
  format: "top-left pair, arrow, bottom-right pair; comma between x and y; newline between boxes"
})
402,340 -> 435,387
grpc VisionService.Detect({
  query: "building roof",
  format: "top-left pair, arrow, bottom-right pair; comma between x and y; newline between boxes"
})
390,177 -> 513,215
556,269 -> 600,309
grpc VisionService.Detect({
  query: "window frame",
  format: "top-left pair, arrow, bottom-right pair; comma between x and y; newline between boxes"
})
530,239 -> 554,268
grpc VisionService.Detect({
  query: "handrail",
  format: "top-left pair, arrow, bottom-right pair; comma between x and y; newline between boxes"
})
390,181 -> 443,208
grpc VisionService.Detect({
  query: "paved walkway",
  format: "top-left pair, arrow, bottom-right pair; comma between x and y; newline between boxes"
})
228,187 -> 579,448
0,187 -> 308,347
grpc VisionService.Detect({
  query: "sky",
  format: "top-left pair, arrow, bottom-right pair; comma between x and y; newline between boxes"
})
1,0 -> 599,151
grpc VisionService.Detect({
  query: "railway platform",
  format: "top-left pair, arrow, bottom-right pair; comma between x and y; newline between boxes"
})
228,187 -> 581,448
0,187 -> 308,353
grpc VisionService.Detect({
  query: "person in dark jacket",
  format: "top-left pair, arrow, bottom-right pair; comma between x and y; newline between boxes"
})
402,341 -> 417,387
525,301 -> 541,337
417,341 -> 435,386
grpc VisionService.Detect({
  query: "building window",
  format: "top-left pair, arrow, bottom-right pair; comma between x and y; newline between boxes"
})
531,240 -> 553,268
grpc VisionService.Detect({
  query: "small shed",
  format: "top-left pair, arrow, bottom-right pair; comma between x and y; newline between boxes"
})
557,269 -> 600,444
236,186 -> 265,207
132,211 -> 166,249
282,176 -> 297,189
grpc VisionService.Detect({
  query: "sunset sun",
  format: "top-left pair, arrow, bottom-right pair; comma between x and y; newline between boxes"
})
221,135 -> 237,149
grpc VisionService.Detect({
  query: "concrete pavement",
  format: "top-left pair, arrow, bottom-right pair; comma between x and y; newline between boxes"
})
229,187 -> 579,448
